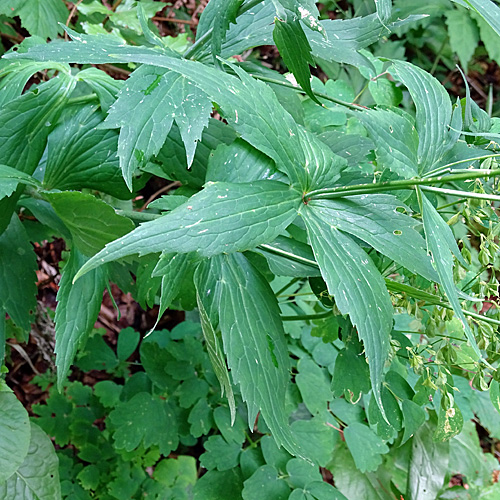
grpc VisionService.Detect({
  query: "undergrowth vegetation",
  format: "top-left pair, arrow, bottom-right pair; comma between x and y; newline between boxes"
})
2,0 -> 500,498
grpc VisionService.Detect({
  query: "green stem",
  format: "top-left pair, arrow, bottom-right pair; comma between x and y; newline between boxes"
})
115,209 -> 159,221
275,277 -> 300,297
424,154 -> 500,176
307,169 -> 500,200
420,185 -> 500,202
0,314 -> 5,372
281,310 -> 332,321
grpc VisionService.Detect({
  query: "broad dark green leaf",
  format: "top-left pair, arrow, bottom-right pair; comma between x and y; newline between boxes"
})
453,0 -> 500,38
12,0 -> 67,40
408,419 -> 449,500
109,392 -> 179,456
77,67 -> 122,111
344,422 -> 389,473
0,73 -> 75,233
75,181 -> 301,278
401,400 -> 426,445
54,249 -> 106,390
45,191 -> 134,257
420,192 -> 482,361
43,105 -> 130,199
273,18 -> 317,102
193,469 -> 243,500
242,465 -> 290,500
103,64 -> 212,188
389,60 -> 453,171
309,195 -> 437,281
200,435 -> 242,471
0,390 -> 30,483
212,253 -> 301,457
0,423 -> 61,500
295,358 -> 332,415
13,33 -> 307,185
0,165 -> 41,199
303,207 -> 393,412
357,108 -> 419,178
0,215 -> 37,332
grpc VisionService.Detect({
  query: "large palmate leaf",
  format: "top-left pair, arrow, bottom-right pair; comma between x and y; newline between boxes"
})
43,105 -> 129,199
12,31 -> 307,186
389,60 -> 453,171
103,64 -> 212,188
197,253 -> 301,457
75,181 -> 301,279
45,191 -> 134,257
302,207 -> 393,412
419,192 -> 483,361
0,423 -> 61,500
0,215 -> 37,332
0,390 -> 30,484
308,195 -> 437,281
0,72 -> 75,233
54,249 -> 107,390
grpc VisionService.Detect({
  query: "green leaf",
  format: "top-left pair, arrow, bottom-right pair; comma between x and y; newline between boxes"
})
445,8 -> 480,72
358,108 -> 419,178
389,60 -> 453,171
75,181 -> 301,278
420,193 -> 483,362
109,392 -> 179,456
286,458 -> 322,489
295,357 -> 332,415
401,400 -> 426,445
0,423 -> 61,500
273,18 -> 317,102
201,253 -> 301,457
332,346 -> 371,403
54,248 -> 106,390
0,390 -> 30,483
407,419 -> 449,500
434,400 -> 464,441
0,165 -> 40,201
344,422 -> 389,473
43,105 -> 129,199
453,0 -> 500,38
309,195 -> 437,281
242,465 -> 290,500
193,469 -> 243,500
375,0 -> 392,22
490,379 -> 500,413
15,0 -> 68,40
77,67 -> 122,111
117,327 -> 140,362
45,191 -> 134,257
200,436 -> 242,471
368,78 -> 403,107
0,215 -> 37,332
303,207 -> 393,413
103,65 -> 212,188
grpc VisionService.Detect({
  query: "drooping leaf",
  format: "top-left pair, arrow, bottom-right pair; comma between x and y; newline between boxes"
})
54,248 -> 107,390
273,18 -> 317,102
303,207 -> 393,412
43,105 -> 130,199
407,419 -> 449,500
0,423 -> 61,500
389,60 -> 453,171
420,192 -> 482,361
103,64 -> 213,188
0,215 -> 37,332
0,390 -> 30,484
109,392 -> 179,456
44,191 -> 133,257
344,422 -> 390,473
308,195 -> 437,281
201,253 -> 302,457
75,181 -> 301,278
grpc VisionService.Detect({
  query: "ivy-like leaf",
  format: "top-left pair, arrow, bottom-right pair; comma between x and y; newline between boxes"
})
302,207 -> 393,413
45,191 -> 134,257
75,181 -> 301,279
0,215 -> 37,332
43,105 -> 130,199
103,64 -> 212,188
0,390 -> 30,484
0,423 -> 61,500
54,248 -> 107,390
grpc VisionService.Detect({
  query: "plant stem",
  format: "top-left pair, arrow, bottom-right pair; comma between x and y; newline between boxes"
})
307,169 -> 500,200
115,209 -> 159,221
420,185 -> 500,202
281,310 -> 332,321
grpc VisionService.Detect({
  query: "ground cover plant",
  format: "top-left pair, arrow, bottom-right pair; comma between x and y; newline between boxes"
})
3,0 -> 500,498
